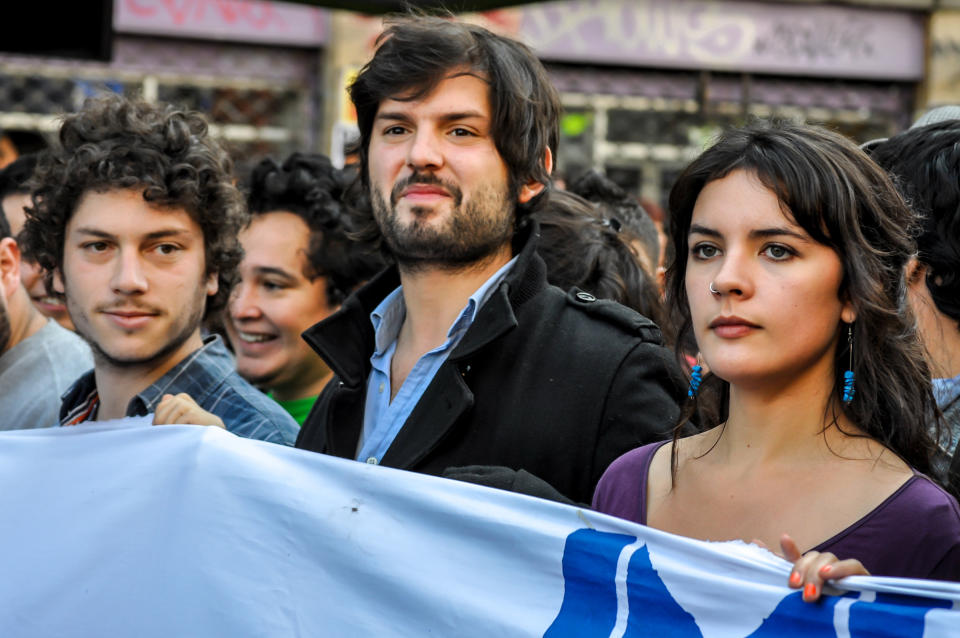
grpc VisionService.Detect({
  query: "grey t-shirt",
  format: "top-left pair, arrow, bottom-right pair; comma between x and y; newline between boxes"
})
0,320 -> 93,430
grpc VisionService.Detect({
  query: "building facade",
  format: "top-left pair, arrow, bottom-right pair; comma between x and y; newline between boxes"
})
0,0 -> 956,205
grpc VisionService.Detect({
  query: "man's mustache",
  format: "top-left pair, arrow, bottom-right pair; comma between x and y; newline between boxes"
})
390,172 -> 463,207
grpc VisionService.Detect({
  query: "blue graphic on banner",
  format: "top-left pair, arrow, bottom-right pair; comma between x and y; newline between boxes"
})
747,591 -> 852,637
848,593 -> 952,637
547,529 -> 956,637
625,543 -> 700,635
544,529 -> 637,637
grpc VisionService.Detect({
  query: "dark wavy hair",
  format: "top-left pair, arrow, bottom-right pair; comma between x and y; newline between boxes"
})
0,153 -> 39,200
532,189 -> 665,327
568,170 -> 661,275
20,94 -> 245,318
347,14 -> 561,245
0,153 -> 39,241
866,119 -> 960,328
666,121 -> 940,476
246,153 -> 384,306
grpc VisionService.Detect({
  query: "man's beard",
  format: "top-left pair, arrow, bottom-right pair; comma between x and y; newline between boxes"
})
66,285 -> 206,373
372,172 -> 516,272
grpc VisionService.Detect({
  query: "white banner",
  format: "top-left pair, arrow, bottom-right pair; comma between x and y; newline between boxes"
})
0,419 -> 956,637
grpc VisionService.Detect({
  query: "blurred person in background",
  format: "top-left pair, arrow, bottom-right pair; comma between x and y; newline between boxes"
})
0,154 -> 74,330
532,188 -> 665,328
0,199 -> 91,429
226,153 -> 383,426
21,94 -> 298,444
567,170 -> 662,279
867,115 -> 960,493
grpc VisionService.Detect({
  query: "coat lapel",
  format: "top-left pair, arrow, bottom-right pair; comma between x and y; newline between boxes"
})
380,364 -> 474,469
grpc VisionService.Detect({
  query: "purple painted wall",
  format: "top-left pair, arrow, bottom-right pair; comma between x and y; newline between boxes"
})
520,0 -> 925,81
114,0 -> 328,47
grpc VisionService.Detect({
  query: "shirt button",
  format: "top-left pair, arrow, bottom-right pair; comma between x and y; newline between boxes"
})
378,382 -> 385,394
365,457 -> 379,465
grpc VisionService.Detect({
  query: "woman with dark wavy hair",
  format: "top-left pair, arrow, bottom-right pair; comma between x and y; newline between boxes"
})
593,121 -> 960,595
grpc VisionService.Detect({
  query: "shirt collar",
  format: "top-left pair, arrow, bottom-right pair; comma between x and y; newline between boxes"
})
59,371 -> 99,425
933,373 -> 960,409
129,335 -> 234,415
368,256 -> 518,356
58,335 -> 235,423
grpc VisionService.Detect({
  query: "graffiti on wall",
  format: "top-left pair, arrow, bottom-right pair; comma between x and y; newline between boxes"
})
115,0 -> 327,46
518,0 -> 923,80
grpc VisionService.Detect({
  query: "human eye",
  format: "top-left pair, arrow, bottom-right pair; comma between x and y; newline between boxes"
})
762,243 -> 797,261
383,125 -> 408,136
152,243 -> 181,257
82,241 -> 110,253
450,127 -> 476,137
691,242 -> 721,260
262,280 -> 285,292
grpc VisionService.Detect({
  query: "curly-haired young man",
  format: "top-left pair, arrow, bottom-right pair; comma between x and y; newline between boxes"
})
225,153 -> 382,425
295,16 -> 684,504
20,94 -> 298,445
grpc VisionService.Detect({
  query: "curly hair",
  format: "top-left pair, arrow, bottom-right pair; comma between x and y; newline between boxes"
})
347,14 -> 561,246
245,153 -> 384,306
866,119 -> 960,329
20,94 -> 245,318
666,121 -> 941,477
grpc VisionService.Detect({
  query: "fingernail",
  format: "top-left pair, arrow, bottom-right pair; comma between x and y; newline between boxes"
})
804,583 -> 817,599
819,565 -> 832,576
789,571 -> 801,586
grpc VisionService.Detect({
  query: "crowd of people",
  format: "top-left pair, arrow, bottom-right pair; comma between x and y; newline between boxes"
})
0,13 -> 958,596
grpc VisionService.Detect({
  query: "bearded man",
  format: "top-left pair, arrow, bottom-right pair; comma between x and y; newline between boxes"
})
295,16 -> 684,503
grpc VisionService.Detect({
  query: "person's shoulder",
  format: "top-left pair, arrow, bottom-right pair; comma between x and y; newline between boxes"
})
593,440 -> 669,520
598,441 -> 669,492
899,474 -> 960,579
901,473 -> 960,522
42,321 -> 93,361
554,287 -> 665,343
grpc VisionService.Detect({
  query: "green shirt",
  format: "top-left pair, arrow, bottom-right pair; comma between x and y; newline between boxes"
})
269,394 -> 317,427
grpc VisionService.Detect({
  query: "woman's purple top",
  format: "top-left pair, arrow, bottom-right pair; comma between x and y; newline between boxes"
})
592,441 -> 960,581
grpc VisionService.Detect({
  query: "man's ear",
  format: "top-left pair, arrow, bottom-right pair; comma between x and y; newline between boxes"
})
517,147 -> 554,205
206,272 -> 219,298
0,237 -> 21,300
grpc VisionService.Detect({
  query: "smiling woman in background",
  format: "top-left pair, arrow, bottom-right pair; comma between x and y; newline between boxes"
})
592,122 -> 960,595
226,153 -> 383,425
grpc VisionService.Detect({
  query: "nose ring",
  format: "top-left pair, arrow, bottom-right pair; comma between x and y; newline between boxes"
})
709,282 -> 721,296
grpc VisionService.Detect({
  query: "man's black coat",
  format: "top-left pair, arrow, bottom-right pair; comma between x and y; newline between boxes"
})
296,222 -> 685,503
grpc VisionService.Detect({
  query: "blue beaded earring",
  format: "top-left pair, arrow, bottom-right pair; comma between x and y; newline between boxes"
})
688,358 -> 703,399
842,325 -> 855,404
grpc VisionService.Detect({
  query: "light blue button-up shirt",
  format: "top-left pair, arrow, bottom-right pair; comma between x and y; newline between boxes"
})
356,257 -> 517,464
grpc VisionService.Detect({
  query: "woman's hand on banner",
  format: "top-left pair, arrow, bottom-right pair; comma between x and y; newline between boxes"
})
781,533 -> 869,602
